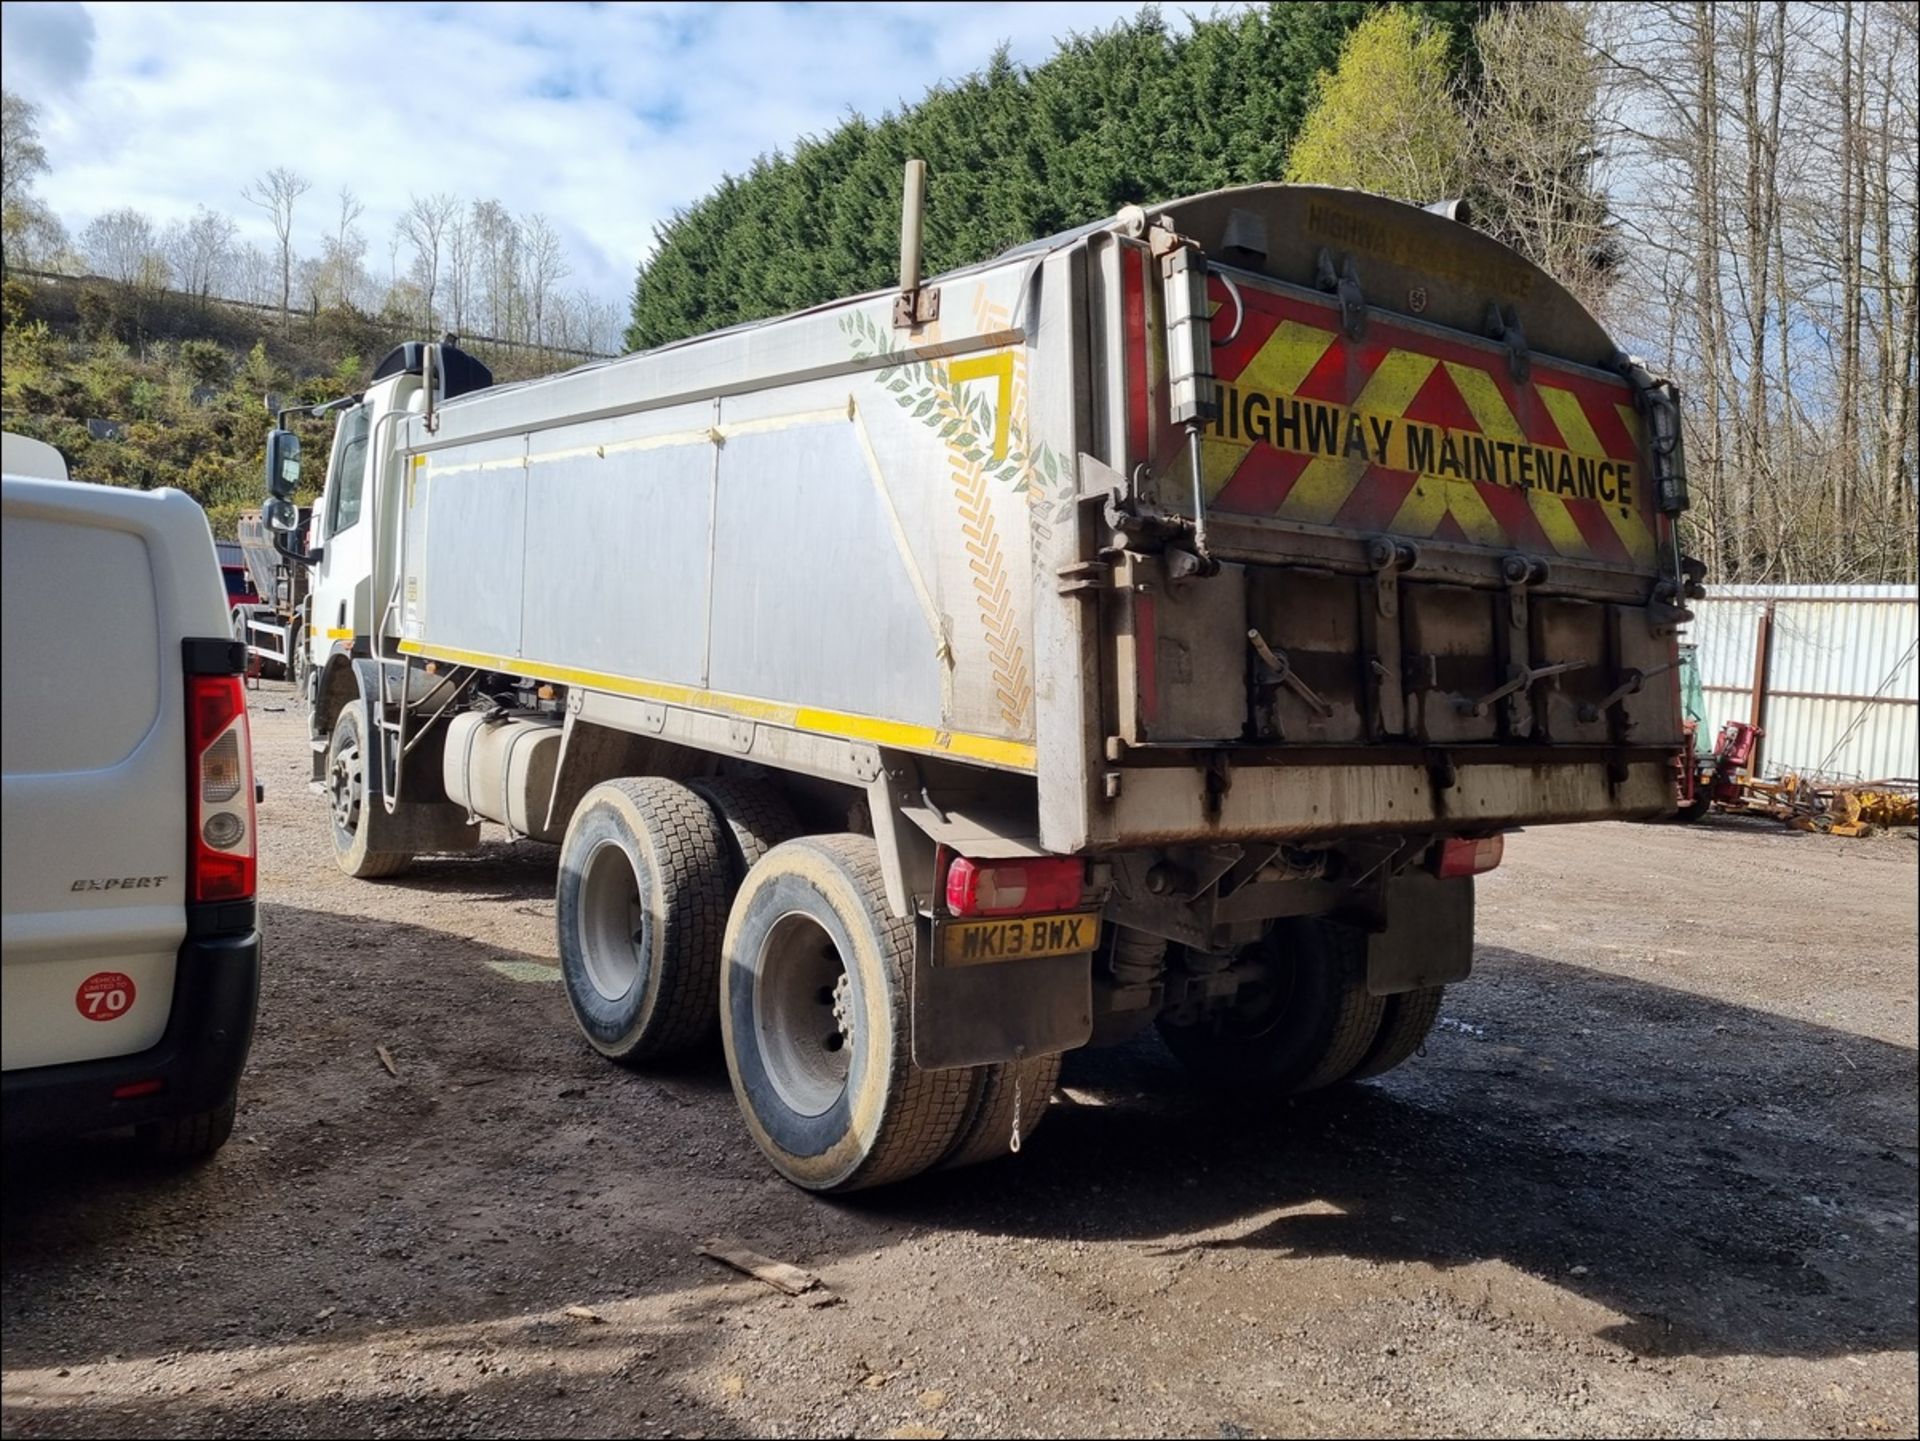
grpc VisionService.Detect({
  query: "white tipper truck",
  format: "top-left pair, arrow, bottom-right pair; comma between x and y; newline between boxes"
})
258,176 -> 1698,1192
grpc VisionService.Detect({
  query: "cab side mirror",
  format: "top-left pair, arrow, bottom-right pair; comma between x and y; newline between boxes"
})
264,496 -> 300,533
264,429 -> 301,499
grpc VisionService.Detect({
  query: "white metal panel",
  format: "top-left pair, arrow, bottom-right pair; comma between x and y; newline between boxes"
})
1686,584 -> 1918,782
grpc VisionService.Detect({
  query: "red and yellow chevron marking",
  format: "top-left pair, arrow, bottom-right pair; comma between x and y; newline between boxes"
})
1189,282 -> 1655,568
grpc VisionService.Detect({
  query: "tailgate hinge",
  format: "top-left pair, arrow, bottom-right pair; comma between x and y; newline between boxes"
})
1486,304 -> 1531,383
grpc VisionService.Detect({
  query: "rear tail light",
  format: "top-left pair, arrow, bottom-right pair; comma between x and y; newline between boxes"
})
945,856 -> 1085,916
1435,834 -> 1504,879
187,673 -> 256,902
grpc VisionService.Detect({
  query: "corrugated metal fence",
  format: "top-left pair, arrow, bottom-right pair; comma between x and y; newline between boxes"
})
1686,584 -> 1918,783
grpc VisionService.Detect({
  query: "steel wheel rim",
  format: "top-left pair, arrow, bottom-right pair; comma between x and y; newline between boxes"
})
578,838 -> 646,1002
755,911 -> 852,1117
329,736 -> 362,846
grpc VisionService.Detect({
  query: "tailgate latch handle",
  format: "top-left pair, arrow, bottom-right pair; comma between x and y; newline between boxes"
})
1248,629 -> 1334,718
1578,660 -> 1676,723
1456,660 -> 1586,718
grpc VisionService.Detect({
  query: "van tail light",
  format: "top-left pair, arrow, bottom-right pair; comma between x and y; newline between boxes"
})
187,674 -> 256,902
945,856 -> 1085,917
1435,834 -> 1504,879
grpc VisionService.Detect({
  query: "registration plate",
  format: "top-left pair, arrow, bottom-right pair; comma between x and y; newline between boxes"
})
936,911 -> 1102,967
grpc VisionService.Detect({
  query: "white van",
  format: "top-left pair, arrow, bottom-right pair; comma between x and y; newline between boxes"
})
1,435 -> 260,1159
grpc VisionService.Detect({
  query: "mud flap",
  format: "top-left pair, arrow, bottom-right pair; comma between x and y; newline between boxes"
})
346,661 -> 480,855
1365,871 -> 1473,996
910,926 -> 1091,1070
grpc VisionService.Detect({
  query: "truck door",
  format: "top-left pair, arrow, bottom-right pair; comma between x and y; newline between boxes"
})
309,401 -> 374,655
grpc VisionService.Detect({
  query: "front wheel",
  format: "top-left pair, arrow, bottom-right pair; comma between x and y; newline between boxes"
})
287,623 -> 309,697
721,835 -> 972,1192
327,706 -> 412,879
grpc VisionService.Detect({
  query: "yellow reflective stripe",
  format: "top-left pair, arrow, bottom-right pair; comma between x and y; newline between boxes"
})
1278,349 -> 1437,524
1202,321 -> 1340,501
1537,387 -> 1656,566
325,627 -> 354,640
394,640 -> 1036,771
1388,475 -> 1507,547
1443,363 -> 1592,558
947,352 -> 1014,463
1242,320 -> 1342,397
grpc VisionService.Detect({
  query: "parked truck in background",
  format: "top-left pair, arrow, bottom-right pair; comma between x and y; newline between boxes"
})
258,178 -> 1699,1192
231,509 -> 313,688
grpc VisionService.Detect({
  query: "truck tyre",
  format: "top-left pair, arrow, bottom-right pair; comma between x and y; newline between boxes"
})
1674,794 -> 1712,823
556,778 -> 731,1064
137,1095 -> 237,1162
939,1052 -> 1062,1171
327,706 -> 412,879
688,776 -> 803,883
720,834 -> 972,1192
1348,986 -> 1445,1082
288,622 -> 308,696
1157,916 -> 1386,1095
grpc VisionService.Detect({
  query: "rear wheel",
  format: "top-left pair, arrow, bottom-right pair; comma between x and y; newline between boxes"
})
1157,916 -> 1385,1095
137,1095 -> 236,1162
721,834 -> 972,1192
556,777 -> 731,1063
327,706 -> 412,879
939,1052 -> 1062,1170
1348,985 -> 1444,1081
688,775 -> 803,883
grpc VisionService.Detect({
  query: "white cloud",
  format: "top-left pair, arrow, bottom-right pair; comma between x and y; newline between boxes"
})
7,0 -> 1239,311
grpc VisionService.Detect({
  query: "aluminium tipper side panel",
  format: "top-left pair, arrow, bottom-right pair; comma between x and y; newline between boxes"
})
399,259 -> 1078,776
519,399 -> 716,690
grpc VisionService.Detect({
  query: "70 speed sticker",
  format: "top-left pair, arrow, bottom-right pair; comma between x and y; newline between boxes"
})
76,971 -> 136,1021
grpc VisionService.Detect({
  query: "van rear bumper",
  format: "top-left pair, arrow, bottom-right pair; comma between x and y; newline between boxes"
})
1,906 -> 260,1145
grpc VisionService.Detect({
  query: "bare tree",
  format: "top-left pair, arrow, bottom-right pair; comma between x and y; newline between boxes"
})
317,186 -> 366,309
521,212 -> 571,349
399,191 -> 459,332
241,165 -> 311,321
469,199 -> 518,343
231,240 -> 276,307
1598,1 -> 1917,583
446,213 -> 474,334
162,206 -> 238,301
82,207 -> 166,288
1466,5 -> 1620,313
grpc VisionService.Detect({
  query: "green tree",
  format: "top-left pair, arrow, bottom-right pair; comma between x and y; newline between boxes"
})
1283,7 -> 1470,201
2,89 -> 70,269
627,3 -> 1486,350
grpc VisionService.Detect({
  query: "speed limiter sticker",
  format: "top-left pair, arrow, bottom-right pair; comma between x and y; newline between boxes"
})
76,971 -> 136,1021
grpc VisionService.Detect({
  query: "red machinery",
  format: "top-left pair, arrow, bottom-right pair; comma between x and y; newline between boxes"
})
1675,720 -> 1759,822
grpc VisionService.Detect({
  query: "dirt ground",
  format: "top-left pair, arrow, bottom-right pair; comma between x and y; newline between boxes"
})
3,681 -> 1916,1440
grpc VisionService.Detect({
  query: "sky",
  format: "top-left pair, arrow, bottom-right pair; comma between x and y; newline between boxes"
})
1,0 -> 1230,307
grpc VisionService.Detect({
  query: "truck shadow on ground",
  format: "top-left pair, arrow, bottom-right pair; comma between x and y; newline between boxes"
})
865,944 -> 1920,1364
4,903 -> 1913,1432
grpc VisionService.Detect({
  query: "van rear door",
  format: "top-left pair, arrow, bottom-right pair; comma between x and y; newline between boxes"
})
1,478 -> 230,1070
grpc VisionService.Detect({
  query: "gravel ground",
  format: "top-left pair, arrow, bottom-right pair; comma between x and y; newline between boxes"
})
3,681 -> 1915,1439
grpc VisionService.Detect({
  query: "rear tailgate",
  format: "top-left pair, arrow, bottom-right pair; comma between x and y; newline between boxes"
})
1201,281 -> 1655,573
1079,190 -> 1686,842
